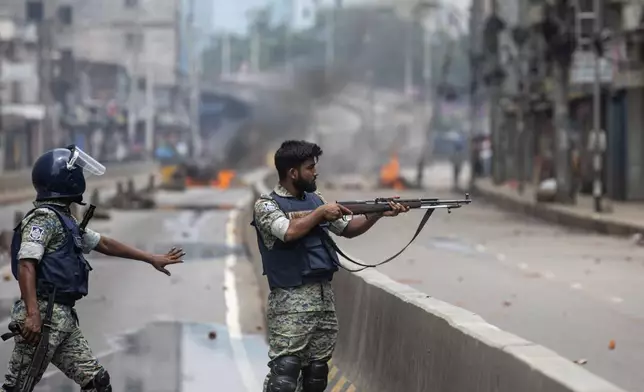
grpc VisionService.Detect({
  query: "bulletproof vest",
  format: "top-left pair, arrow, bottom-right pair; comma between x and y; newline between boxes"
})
10,205 -> 91,302
251,191 -> 340,290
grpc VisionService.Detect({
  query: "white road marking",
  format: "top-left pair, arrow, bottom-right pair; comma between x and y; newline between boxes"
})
544,271 -> 556,279
518,263 -> 528,270
571,283 -> 583,290
475,244 -> 486,253
223,197 -> 260,392
610,296 -> 624,304
496,254 -> 506,262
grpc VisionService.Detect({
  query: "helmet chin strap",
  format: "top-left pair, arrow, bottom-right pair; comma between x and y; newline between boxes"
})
70,195 -> 86,206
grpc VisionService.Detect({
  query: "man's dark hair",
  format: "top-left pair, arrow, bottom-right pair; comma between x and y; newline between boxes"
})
274,140 -> 323,180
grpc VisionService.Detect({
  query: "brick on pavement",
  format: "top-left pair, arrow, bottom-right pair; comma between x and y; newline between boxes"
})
473,178 -> 644,237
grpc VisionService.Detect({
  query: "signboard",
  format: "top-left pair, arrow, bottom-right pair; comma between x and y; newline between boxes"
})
570,50 -> 613,85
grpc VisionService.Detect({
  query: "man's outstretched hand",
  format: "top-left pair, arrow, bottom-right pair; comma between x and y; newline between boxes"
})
147,247 -> 185,276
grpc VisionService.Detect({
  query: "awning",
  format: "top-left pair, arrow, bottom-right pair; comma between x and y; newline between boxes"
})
2,104 -> 45,120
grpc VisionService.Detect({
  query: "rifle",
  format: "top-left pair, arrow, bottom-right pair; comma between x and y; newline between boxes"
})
287,194 -> 471,220
79,204 -> 96,235
1,286 -> 57,392
288,194 -> 473,272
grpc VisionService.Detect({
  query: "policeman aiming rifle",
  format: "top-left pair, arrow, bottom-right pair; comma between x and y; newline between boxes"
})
252,140 -> 472,392
1,145 -> 184,392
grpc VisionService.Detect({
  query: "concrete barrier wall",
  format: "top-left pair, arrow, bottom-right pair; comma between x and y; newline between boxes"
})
0,160 -> 158,193
0,160 -> 159,205
243,172 -> 626,392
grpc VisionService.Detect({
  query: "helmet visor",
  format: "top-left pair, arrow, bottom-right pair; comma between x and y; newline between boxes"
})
67,146 -> 106,176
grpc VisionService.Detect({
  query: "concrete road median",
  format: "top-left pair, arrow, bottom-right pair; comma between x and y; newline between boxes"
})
0,160 -> 159,206
243,171 -> 627,392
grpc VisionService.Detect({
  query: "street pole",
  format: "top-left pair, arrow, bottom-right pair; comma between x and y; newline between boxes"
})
0,41 -> 4,173
325,2 -> 335,73
404,22 -> 413,96
221,32 -> 231,76
423,17 -> 432,161
468,0 -> 482,191
38,21 -> 55,151
489,0 -> 504,185
591,0 -> 604,212
127,8 -> 142,146
516,64 -> 526,193
416,11 -> 455,188
251,31 -> 260,73
188,0 -> 201,157
144,61 -> 155,158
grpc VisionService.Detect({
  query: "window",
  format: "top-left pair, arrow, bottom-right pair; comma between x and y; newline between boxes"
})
58,5 -> 73,25
124,32 -> 143,51
26,1 -> 43,22
11,82 -> 22,104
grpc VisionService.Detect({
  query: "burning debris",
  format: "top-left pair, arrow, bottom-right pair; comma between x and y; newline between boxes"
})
378,153 -> 418,190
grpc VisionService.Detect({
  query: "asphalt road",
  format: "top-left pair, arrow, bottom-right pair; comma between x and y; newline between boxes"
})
0,186 -> 269,391
323,176 -> 644,392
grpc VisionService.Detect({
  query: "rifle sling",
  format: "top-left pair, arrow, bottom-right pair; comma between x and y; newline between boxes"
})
320,208 -> 435,273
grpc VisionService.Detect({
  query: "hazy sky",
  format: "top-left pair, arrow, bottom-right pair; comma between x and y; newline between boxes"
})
211,0 -> 472,35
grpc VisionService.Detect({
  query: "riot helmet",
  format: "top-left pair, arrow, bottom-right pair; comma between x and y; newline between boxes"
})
31,145 -> 106,204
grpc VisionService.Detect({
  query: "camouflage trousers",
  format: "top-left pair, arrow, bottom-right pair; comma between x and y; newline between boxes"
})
262,311 -> 339,392
1,301 -> 105,391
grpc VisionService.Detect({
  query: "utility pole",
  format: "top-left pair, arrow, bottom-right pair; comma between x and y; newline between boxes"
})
586,0 -> 607,212
416,11 -> 457,188
0,40 -> 4,173
325,1 -> 336,73
513,19 -> 530,194
422,15 -> 432,160
487,0 -> 505,185
188,0 -> 201,157
250,30 -> 260,73
127,5 -> 143,146
591,0 -> 602,212
548,1 -> 575,203
221,32 -> 231,76
468,0 -> 483,191
144,61 -> 155,157
404,21 -> 413,96
37,20 -> 55,151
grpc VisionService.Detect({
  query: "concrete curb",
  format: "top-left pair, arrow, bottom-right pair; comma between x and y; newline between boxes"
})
471,181 -> 644,237
242,171 -> 627,392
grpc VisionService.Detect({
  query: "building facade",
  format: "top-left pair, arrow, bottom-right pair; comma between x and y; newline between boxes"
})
475,0 -> 644,201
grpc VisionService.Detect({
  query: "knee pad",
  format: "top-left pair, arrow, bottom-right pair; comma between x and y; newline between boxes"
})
302,361 -> 328,392
81,369 -> 111,392
267,356 -> 301,392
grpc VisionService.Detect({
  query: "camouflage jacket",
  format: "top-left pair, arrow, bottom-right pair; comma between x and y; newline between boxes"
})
12,200 -> 102,332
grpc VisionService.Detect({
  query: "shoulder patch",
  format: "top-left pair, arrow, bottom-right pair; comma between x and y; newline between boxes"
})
28,225 -> 45,241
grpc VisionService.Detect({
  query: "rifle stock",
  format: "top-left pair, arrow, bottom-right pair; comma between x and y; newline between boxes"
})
286,194 -> 472,219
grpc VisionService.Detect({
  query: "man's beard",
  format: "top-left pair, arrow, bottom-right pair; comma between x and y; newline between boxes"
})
294,177 -> 317,193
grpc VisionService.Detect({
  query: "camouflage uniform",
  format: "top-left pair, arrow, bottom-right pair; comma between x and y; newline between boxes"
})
254,184 -> 348,392
2,200 -> 105,391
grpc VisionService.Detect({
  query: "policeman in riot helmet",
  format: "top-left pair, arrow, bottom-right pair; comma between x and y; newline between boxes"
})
1,145 -> 185,391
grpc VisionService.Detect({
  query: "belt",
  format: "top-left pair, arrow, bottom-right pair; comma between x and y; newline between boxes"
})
37,294 -> 77,307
